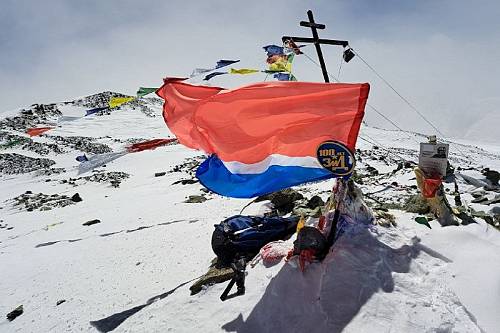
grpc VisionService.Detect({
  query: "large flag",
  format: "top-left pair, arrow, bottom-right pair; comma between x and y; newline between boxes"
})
157,79 -> 369,198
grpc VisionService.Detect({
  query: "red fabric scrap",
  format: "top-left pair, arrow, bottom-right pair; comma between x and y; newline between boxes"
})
422,177 -> 442,198
126,138 -> 176,153
26,127 -> 53,137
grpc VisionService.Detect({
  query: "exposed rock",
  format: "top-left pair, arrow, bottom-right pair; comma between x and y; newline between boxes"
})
403,194 -> 431,214
172,179 -> 198,185
190,259 -> 234,295
0,103 -> 61,131
68,171 -> 130,188
375,210 -> 397,227
351,170 -> 364,184
6,305 -> 23,321
0,131 -> 30,148
35,167 -> 66,176
155,172 -> 166,177
11,192 -> 77,211
0,131 -> 65,155
0,153 -> 56,174
56,300 -> 66,306
184,195 -> 207,203
256,189 -> 304,215
297,206 -> 323,218
471,196 -> 487,203
83,219 -> 101,226
169,156 -> 204,177
471,191 -> 486,198
49,135 -> 112,154
292,195 -> 325,218
72,91 -> 128,108
71,193 -> 82,202
365,165 -> 379,176
71,91 -> 161,117
483,194 -> 500,205
482,168 -> 500,186
306,195 -> 324,209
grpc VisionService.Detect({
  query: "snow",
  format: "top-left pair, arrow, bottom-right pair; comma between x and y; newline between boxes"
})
1,98 -> 499,332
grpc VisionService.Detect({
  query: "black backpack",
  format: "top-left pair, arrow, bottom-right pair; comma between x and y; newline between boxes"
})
211,215 -> 299,265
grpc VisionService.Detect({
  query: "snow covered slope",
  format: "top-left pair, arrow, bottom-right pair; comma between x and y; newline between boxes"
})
0,94 -> 499,332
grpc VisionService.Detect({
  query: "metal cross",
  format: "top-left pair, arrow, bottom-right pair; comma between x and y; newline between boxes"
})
282,10 -> 349,83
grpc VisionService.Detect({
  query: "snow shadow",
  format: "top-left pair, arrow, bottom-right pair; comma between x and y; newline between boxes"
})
34,219 -> 197,248
222,227 -> 446,333
90,277 -> 197,332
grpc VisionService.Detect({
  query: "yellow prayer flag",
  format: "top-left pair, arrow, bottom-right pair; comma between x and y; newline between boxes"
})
109,97 -> 135,108
296,214 -> 305,233
229,68 -> 260,75
268,54 -> 294,73
268,60 -> 292,73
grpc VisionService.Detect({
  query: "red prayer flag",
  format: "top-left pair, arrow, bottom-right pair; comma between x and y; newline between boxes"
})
126,138 -> 176,153
26,127 -> 54,137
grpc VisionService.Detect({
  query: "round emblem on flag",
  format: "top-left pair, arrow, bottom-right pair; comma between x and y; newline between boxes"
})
316,141 -> 355,176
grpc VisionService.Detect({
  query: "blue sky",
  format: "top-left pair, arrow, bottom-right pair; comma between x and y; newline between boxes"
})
1,0 -> 499,141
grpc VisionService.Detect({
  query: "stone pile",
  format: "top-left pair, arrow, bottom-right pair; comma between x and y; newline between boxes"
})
62,171 -> 130,188
11,191 -> 79,212
0,153 -> 56,174
49,135 -> 112,154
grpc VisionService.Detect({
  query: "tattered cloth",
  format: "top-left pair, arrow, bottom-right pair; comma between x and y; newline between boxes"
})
126,138 -> 176,153
26,127 -> 54,137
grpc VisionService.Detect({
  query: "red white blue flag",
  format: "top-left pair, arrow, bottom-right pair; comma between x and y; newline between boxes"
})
157,79 -> 369,198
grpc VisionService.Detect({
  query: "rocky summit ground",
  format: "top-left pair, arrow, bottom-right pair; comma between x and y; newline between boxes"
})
0,93 -> 499,332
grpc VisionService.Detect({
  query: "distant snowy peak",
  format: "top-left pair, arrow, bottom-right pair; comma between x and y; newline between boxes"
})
0,91 -> 164,132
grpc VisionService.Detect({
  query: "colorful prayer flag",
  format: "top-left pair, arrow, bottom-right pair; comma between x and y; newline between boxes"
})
157,80 -> 370,198
268,54 -> 294,72
85,107 -> 108,116
215,60 -> 240,69
203,72 -> 227,81
76,155 -> 88,162
263,45 -> 285,56
136,87 -> 158,97
284,40 -> 304,55
273,73 -> 297,81
126,138 -> 176,153
58,116 -> 82,122
229,68 -> 260,75
26,127 -> 54,137
78,151 -> 128,174
109,97 -> 135,108
190,68 -> 212,78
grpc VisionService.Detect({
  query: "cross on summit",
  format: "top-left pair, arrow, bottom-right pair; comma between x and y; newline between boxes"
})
282,10 -> 352,83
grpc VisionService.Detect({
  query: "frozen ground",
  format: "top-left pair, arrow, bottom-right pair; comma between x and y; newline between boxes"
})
0,96 -> 499,332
